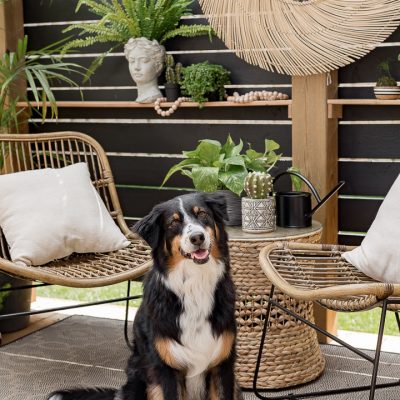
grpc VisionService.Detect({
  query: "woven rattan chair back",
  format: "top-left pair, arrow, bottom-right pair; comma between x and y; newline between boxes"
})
0,132 -> 135,261
0,132 -> 151,288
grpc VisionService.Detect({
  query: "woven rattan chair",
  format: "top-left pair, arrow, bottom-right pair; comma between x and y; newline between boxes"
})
0,132 -> 152,344
255,242 -> 400,400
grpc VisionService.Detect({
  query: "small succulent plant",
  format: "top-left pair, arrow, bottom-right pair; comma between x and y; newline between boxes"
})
376,60 -> 398,87
244,172 -> 273,199
165,54 -> 183,85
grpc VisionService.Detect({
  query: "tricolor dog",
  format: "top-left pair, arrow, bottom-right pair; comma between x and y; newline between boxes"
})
48,192 -> 242,400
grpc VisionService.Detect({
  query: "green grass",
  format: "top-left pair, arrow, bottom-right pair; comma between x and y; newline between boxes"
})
338,308 -> 399,336
36,281 -> 143,308
37,285 -> 400,336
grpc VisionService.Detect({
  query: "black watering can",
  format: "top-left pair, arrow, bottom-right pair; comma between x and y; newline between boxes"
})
273,171 -> 345,228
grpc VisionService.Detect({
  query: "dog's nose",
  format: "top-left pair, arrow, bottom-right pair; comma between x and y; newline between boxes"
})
190,232 -> 205,246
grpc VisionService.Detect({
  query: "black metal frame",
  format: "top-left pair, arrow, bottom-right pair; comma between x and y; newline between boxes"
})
253,285 -> 400,400
0,281 -> 142,348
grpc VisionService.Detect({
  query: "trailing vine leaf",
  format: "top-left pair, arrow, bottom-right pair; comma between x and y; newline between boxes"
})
219,166 -> 248,196
192,166 -> 219,192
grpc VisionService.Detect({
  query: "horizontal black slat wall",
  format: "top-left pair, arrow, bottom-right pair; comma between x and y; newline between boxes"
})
339,27 -> 400,245
24,0 -> 292,221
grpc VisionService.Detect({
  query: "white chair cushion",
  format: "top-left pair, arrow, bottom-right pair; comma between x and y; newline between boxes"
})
343,174 -> 400,283
0,163 -> 130,266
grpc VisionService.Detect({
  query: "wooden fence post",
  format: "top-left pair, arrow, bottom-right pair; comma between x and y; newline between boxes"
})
292,71 -> 339,342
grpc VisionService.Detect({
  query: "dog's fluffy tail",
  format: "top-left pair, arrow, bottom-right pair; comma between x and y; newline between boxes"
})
47,388 -> 116,400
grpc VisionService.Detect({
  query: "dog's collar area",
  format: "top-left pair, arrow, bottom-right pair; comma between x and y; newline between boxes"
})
180,247 -> 210,264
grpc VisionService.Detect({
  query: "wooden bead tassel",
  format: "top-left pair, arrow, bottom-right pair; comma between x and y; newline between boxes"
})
226,90 -> 289,103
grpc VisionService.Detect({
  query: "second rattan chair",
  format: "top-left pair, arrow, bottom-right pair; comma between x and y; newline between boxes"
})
0,132 -> 152,345
256,242 -> 400,400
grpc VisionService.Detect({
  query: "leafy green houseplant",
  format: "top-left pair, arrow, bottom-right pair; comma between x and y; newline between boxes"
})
162,135 -> 282,225
181,61 -> 230,106
162,135 -> 281,196
0,36 -> 84,133
374,60 -> 400,100
63,0 -> 212,79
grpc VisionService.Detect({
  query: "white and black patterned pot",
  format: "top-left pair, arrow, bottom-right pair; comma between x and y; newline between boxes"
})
241,197 -> 276,233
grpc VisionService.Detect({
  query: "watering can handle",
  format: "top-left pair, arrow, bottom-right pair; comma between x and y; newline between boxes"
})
273,171 -> 322,202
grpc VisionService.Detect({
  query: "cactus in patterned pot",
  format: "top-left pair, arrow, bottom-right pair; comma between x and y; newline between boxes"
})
242,172 -> 276,233
244,172 -> 273,199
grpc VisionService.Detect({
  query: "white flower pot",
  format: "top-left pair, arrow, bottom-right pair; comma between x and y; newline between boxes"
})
124,37 -> 166,103
241,197 -> 276,233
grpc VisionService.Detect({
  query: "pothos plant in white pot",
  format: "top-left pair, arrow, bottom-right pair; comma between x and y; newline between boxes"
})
63,0 -> 212,103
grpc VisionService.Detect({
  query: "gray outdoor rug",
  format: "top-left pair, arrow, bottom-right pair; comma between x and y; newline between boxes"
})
0,315 -> 399,400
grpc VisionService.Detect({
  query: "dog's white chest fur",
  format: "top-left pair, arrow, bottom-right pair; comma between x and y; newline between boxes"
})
163,257 -> 225,382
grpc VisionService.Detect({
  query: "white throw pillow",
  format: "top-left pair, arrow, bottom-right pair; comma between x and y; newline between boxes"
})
343,174 -> 400,283
0,163 -> 130,266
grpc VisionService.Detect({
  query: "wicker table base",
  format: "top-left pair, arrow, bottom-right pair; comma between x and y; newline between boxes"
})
228,223 -> 324,389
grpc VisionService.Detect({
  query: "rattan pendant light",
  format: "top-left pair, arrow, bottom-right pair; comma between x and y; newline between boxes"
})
199,0 -> 400,75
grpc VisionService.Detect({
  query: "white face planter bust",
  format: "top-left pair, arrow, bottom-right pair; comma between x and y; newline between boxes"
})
124,37 -> 166,103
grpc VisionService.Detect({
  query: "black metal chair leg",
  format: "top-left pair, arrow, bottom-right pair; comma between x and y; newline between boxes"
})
124,280 -> 134,350
369,300 -> 388,400
395,311 -> 400,333
253,285 -> 282,400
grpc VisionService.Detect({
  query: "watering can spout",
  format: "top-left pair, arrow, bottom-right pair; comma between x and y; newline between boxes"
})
308,181 -> 345,217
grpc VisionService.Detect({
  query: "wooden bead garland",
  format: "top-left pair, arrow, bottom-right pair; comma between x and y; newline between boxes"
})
226,91 -> 289,103
154,97 -> 191,117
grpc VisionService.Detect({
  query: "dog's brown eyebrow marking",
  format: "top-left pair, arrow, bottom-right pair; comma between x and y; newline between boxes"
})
172,213 -> 180,220
193,206 -> 200,214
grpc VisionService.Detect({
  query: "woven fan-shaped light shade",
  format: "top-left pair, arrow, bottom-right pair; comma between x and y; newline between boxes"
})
199,0 -> 400,76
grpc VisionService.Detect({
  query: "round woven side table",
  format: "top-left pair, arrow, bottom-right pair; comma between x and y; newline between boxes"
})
227,222 -> 325,390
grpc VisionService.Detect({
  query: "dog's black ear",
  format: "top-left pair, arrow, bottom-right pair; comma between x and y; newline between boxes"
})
202,192 -> 228,222
133,205 -> 163,249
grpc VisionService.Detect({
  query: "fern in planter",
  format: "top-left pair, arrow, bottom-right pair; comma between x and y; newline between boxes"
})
162,135 -> 282,196
180,61 -> 231,106
63,0 -> 213,79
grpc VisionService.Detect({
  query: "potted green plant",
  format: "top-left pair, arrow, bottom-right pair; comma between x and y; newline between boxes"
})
0,36 -> 84,133
62,0 -> 212,102
162,135 -> 282,225
0,36 -> 84,332
242,172 -> 276,233
180,61 -> 231,106
374,60 -> 400,100
164,54 -> 183,102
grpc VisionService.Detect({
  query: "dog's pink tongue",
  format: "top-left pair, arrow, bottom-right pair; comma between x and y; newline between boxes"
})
191,249 -> 209,260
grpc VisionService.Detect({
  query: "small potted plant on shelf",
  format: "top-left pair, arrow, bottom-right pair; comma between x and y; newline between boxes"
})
162,135 -> 282,226
374,60 -> 400,100
242,172 -> 276,233
180,61 -> 231,107
164,55 -> 183,102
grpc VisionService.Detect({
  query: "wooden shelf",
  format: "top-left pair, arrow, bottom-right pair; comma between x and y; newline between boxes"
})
328,99 -> 400,119
18,100 -> 292,108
